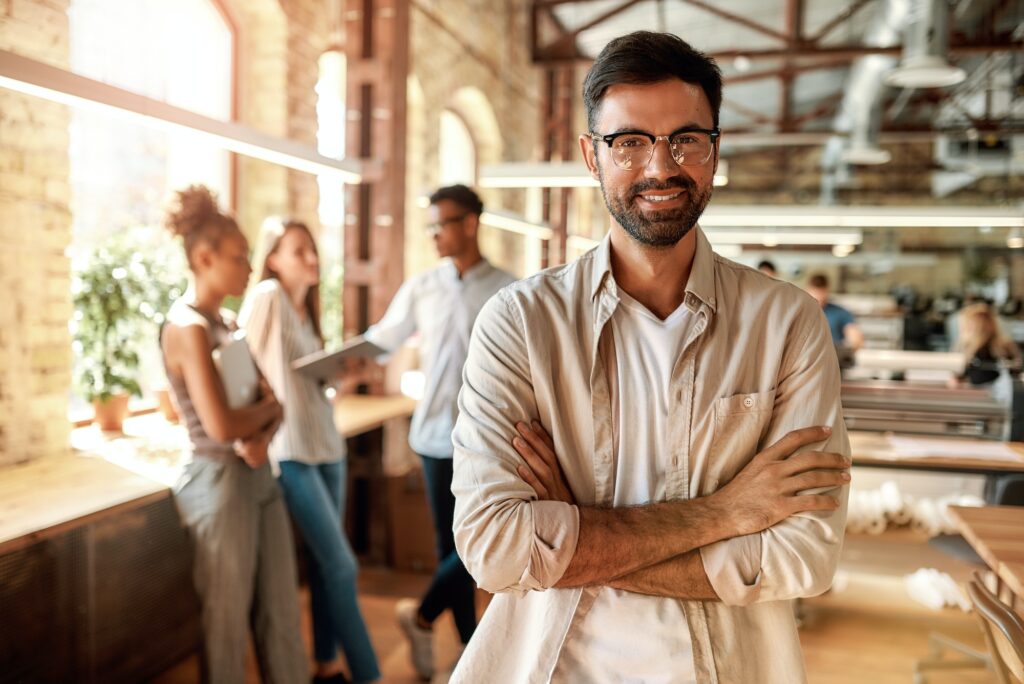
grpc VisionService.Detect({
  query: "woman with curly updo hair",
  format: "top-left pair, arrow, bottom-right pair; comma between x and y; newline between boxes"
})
160,185 -> 307,683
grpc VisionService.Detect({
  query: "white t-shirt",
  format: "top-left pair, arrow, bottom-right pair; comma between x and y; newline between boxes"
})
554,288 -> 698,683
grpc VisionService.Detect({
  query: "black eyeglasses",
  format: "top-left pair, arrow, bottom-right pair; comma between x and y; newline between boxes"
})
425,213 -> 468,236
589,127 -> 720,170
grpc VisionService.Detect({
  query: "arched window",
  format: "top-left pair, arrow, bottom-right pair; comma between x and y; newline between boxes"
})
438,109 -> 476,186
68,0 -> 234,246
66,0 -> 234,415
315,48 -> 347,348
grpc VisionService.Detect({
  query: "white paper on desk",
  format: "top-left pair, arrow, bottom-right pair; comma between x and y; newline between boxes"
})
886,436 -> 1024,462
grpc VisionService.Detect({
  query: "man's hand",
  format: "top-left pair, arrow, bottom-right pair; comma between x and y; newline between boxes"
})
709,426 -> 850,537
512,421 -> 576,504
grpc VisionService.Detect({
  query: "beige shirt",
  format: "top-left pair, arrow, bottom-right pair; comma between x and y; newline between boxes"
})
450,228 -> 850,684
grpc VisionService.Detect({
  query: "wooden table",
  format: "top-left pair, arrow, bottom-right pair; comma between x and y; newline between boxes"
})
0,453 -> 170,554
850,430 -> 1024,475
947,504 -> 1024,604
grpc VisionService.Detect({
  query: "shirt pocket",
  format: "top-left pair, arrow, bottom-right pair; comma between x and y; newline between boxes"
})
706,389 -> 776,492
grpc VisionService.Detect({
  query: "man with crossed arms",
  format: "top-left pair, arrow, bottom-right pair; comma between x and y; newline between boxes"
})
449,31 -> 851,683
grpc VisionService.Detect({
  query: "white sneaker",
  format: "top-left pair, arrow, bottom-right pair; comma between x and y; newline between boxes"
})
396,598 -> 434,680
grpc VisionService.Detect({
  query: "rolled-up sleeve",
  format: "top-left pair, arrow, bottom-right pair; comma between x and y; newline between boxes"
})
452,290 -> 580,594
701,296 -> 850,606
363,277 -> 418,354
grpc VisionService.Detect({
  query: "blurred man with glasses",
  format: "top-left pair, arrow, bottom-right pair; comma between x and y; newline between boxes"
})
449,32 -> 850,683
362,184 -> 515,680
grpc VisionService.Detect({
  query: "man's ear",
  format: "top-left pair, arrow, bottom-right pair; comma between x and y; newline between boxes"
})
465,212 -> 480,239
579,134 -> 601,181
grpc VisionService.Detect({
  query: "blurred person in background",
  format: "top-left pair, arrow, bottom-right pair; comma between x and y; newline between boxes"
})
950,302 -> 1022,387
241,217 -> 381,684
806,273 -> 864,351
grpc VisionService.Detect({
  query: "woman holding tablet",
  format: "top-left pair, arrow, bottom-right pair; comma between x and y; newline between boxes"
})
160,186 -> 307,683
240,217 -> 380,684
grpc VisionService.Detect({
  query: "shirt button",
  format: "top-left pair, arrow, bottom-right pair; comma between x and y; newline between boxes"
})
743,396 -> 754,408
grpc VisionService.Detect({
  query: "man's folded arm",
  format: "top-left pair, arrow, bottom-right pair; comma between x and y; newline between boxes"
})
452,291 -> 737,594
699,299 -> 850,607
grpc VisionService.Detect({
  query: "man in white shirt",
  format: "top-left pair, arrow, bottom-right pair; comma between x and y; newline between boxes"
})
450,32 -> 851,683
362,184 -> 515,680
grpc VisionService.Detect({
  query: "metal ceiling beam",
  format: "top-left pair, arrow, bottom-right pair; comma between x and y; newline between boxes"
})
723,98 -> 779,127
677,0 -> 792,44
779,0 -> 803,133
808,0 -> 877,44
540,0 -> 643,59
725,57 -> 853,84
708,36 -> 1018,60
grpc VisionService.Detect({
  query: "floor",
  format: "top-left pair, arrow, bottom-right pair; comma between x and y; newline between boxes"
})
154,564 -> 997,684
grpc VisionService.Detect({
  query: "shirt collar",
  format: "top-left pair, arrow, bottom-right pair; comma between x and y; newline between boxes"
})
589,226 -> 718,314
445,257 -> 492,283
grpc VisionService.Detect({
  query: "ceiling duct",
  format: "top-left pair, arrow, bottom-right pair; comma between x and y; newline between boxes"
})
885,0 -> 966,89
821,0 -> 909,199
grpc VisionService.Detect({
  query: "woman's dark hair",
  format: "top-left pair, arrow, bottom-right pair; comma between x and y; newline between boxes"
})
582,31 -> 723,132
429,184 -> 484,216
164,185 -> 239,269
255,218 -> 324,343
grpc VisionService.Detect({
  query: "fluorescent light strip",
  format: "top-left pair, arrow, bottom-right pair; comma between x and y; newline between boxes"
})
706,228 -> 862,246
479,162 -> 599,188
480,210 -> 553,240
700,205 -> 1024,228
0,49 -> 362,183
480,161 -> 730,188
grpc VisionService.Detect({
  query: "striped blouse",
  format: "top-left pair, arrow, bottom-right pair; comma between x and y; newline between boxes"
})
239,279 -> 345,465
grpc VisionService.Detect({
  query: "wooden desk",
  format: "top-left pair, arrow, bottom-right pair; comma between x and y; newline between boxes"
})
0,453 -> 170,554
948,505 -> 1024,603
334,394 -> 417,438
850,430 -> 1024,475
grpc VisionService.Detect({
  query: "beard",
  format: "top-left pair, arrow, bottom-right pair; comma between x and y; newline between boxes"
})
598,167 -> 712,248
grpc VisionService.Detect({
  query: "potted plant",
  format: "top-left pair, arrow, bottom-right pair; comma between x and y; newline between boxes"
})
72,233 -> 184,431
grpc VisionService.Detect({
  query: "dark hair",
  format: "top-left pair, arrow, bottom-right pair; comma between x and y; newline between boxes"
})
256,218 -> 323,343
164,185 -> 239,269
808,274 -> 830,289
757,260 -> 777,272
583,31 -> 723,132
429,184 -> 484,216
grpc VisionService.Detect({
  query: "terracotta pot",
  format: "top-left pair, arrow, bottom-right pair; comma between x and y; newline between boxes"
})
92,394 -> 131,432
155,388 -> 179,423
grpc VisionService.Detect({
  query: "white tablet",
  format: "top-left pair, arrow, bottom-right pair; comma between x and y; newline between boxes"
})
212,334 -> 260,409
292,336 -> 388,381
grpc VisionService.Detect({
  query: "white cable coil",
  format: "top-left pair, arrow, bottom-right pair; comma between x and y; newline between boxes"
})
845,480 -> 984,536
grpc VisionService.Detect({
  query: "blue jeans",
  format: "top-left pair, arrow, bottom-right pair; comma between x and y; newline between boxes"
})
278,460 -> 380,683
418,455 -> 477,645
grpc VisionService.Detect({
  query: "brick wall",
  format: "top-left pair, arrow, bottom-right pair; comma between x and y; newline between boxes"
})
403,0 -> 540,279
0,0 -> 73,467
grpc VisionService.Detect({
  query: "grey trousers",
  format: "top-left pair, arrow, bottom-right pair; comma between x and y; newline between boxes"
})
174,457 -> 308,684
